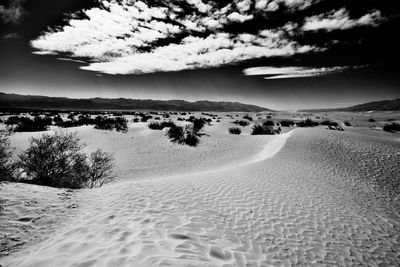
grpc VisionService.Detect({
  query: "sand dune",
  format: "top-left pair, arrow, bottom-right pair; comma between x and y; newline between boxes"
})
1,127 -> 399,266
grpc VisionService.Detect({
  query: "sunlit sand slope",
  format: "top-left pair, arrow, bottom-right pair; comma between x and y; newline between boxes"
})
2,128 -> 399,266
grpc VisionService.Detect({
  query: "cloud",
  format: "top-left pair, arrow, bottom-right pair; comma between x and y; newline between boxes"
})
243,66 -> 359,79
30,0 -> 383,75
0,0 -> 26,23
31,0 -> 321,75
81,32 -> 318,74
227,12 -> 253,22
3,32 -> 19,39
303,8 -> 384,32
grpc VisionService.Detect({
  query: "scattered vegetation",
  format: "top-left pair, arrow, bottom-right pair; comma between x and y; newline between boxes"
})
368,118 -> 376,122
148,121 -> 175,130
344,121 -> 352,126
243,115 -> 253,121
6,116 -> 52,132
228,127 -> 241,135
320,120 -> 339,127
232,120 -> 250,127
263,120 -> 275,126
18,131 -> 115,189
251,124 -> 280,135
280,120 -> 295,127
93,116 -> 128,132
297,118 -> 319,127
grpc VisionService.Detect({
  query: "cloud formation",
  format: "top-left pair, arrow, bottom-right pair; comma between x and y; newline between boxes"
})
303,8 -> 383,32
243,66 -> 357,79
30,0 -> 385,75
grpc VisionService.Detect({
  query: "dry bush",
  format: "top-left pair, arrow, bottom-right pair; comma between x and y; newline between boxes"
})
228,127 -> 241,135
18,130 -> 115,189
0,129 -> 15,181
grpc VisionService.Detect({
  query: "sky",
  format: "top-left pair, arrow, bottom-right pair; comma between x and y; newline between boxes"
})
0,0 -> 399,110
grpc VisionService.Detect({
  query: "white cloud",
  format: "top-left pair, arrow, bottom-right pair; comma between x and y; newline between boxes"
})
303,8 -> 384,32
30,0 -> 348,75
227,12 -> 253,22
81,32 -> 317,74
243,65 -> 355,79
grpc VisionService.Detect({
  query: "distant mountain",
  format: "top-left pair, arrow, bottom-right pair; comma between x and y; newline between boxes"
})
0,92 -> 270,112
300,98 -> 400,112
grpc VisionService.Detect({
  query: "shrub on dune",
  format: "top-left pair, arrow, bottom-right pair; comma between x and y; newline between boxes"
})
321,120 -> 339,127
94,116 -> 128,132
383,123 -> 400,132
251,123 -> 281,135
280,120 -> 295,127
243,115 -> 253,121
297,118 -> 319,127
148,121 -> 176,130
167,124 -> 184,143
0,129 -> 16,181
13,116 -> 52,132
228,127 -> 241,135
18,131 -> 115,189
344,121 -> 352,126
166,123 -> 200,146
263,120 -> 275,127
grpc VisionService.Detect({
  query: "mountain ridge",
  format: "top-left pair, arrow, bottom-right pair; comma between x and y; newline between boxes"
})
0,92 -> 270,112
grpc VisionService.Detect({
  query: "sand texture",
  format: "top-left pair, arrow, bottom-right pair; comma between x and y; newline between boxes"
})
1,125 -> 399,266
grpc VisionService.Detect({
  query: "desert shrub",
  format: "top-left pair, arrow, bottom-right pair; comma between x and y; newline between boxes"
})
148,121 -> 175,130
232,120 -> 250,127
132,117 -> 140,123
167,124 -> 184,143
368,118 -> 375,122
243,115 -> 253,121
163,113 -> 170,118
321,120 -> 339,127
228,127 -> 241,135
297,118 -> 319,127
177,117 -> 184,121
183,131 -> 200,146
280,120 -> 295,127
148,121 -> 164,130
263,120 -> 275,127
86,149 -> 115,188
166,123 -> 200,146
7,116 -> 52,132
18,131 -> 115,189
387,118 -> 396,122
5,116 -> 20,125
140,114 -> 152,122
383,123 -> 400,132
0,129 -> 15,181
94,116 -> 128,132
344,121 -> 352,126
193,118 -> 206,133
251,125 -> 274,135
53,115 -> 64,125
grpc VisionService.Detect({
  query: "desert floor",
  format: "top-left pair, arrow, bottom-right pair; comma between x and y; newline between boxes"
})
1,112 -> 400,266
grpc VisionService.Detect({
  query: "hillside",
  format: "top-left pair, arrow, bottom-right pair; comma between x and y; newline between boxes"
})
300,98 -> 400,112
0,92 -> 270,112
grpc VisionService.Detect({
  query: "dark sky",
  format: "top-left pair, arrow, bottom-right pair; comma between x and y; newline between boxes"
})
1,0 -> 399,110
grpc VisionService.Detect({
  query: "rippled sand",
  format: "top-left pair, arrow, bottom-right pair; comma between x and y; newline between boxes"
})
1,127 -> 399,266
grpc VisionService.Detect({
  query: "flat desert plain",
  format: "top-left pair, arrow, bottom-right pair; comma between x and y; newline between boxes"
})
1,111 -> 400,266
